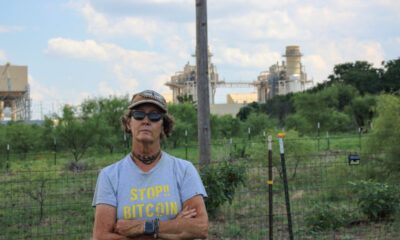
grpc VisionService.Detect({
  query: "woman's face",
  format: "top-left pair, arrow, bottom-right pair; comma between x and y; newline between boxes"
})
128,103 -> 163,144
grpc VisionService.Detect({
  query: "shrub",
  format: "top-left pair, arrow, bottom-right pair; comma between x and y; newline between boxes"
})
350,180 -> 400,221
365,94 -> 400,177
67,161 -> 89,172
305,203 -> 351,232
200,161 -> 246,217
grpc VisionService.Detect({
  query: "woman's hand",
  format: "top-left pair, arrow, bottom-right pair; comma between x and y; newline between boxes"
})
114,219 -> 146,237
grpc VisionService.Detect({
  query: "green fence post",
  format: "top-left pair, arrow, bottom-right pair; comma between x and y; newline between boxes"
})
185,129 -> 188,160
278,133 -> 294,240
317,122 -> 320,152
229,138 -> 233,162
6,144 -> 9,170
268,135 -> 274,240
326,132 -> 330,150
359,127 -> 362,151
54,137 -> 57,165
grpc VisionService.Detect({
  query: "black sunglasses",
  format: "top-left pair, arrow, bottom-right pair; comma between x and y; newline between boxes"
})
131,111 -> 163,122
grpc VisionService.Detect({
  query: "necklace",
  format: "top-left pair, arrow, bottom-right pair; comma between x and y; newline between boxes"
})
131,150 -> 161,165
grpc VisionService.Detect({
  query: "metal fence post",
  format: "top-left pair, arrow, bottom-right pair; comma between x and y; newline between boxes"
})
6,144 -> 9,170
124,133 -> 129,152
278,133 -> 294,240
54,137 -> 57,165
326,131 -> 330,150
263,131 -> 266,144
268,135 -> 274,240
359,127 -> 362,151
185,129 -> 188,160
317,122 -> 320,152
229,138 -> 233,162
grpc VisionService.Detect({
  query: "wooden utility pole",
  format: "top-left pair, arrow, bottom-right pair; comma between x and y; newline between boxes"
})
196,0 -> 211,169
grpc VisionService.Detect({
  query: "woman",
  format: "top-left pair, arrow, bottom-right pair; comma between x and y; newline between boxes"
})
92,90 -> 208,240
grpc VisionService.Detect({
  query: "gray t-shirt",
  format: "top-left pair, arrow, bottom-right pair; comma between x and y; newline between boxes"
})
92,152 -> 207,221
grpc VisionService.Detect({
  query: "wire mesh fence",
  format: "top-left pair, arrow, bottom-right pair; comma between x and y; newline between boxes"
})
209,153 -> 400,239
1,137 -> 399,239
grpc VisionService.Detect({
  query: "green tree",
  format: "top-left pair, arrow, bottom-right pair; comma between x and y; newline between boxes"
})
382,58 -> 400,92
264,93 -> 295,126
80,96 -> 130,153
39,117 -> 58,151
366,94 -> 400,176
213,114 -> 242,138
328,61 -> 382,95
288,83 -> 356,133
56,105 -> 100,162
168,102 -> 198,147
349,95 -> 376,129
4,121 -> 39,159
291,91 -> 332,133
236,102 -> 261,121
244,112 -> 278,137
168,118 -> 192,148
177,94 -> 195,104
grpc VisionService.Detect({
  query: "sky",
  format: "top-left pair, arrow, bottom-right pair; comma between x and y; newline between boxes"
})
1,0 -> 400,119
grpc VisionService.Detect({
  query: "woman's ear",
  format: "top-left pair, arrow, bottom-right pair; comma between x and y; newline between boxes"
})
126,118 -> 131,131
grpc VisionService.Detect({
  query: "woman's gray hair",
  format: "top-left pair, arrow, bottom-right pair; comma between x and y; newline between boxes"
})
121,109 -> 174,139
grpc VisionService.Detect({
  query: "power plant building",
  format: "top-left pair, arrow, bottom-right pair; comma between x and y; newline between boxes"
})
257,46 -> 313,100
165,45 -> 313,107
166,48 -> 220,104
226,93 -> 257,104
0,62 -> 31,120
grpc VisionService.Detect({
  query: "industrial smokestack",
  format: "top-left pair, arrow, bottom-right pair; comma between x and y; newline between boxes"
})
284,46 -> 302,76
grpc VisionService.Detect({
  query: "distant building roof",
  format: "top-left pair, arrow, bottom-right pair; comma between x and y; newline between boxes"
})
227,93 -> 257,104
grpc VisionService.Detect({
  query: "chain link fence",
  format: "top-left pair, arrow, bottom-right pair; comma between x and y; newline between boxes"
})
1,136 -> 399,239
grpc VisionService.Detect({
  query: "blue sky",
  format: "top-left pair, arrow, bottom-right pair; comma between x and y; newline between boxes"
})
1,0 -> 400,119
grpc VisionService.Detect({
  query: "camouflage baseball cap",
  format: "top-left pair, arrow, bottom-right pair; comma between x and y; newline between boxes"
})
128,90 -> 167,113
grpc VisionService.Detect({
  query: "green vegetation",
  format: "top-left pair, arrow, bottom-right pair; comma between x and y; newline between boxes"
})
304,203 -> 352,232
350,180 -> 400,221
1,57 -> 400,239
200,160 -> 246,217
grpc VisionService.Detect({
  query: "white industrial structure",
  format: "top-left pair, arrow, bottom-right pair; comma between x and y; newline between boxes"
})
0,62 -> 31,120
165,46 -> 313,104
166,48 -> 221,104
257,46 -> 313,100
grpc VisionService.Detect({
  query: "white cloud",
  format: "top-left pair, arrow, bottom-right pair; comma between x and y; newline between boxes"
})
71,3 -> 164,44
113,64 -> 139,91
98,81 -> 117,96
370,0 -> 400,10
0,49 -> 6,62
29,74 -> 60,101
0,25 -> 25,33
45,38 -> 166,71
52,0 -> 399,104
154,74 -> 172,93
303,55 -> 331,83
296,6 -> 355,29
215,45 -> 281,68
45,37 -> 181,96
302,39 -> 385,83
46,38 -> 109,61
211,11 -> 301,41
